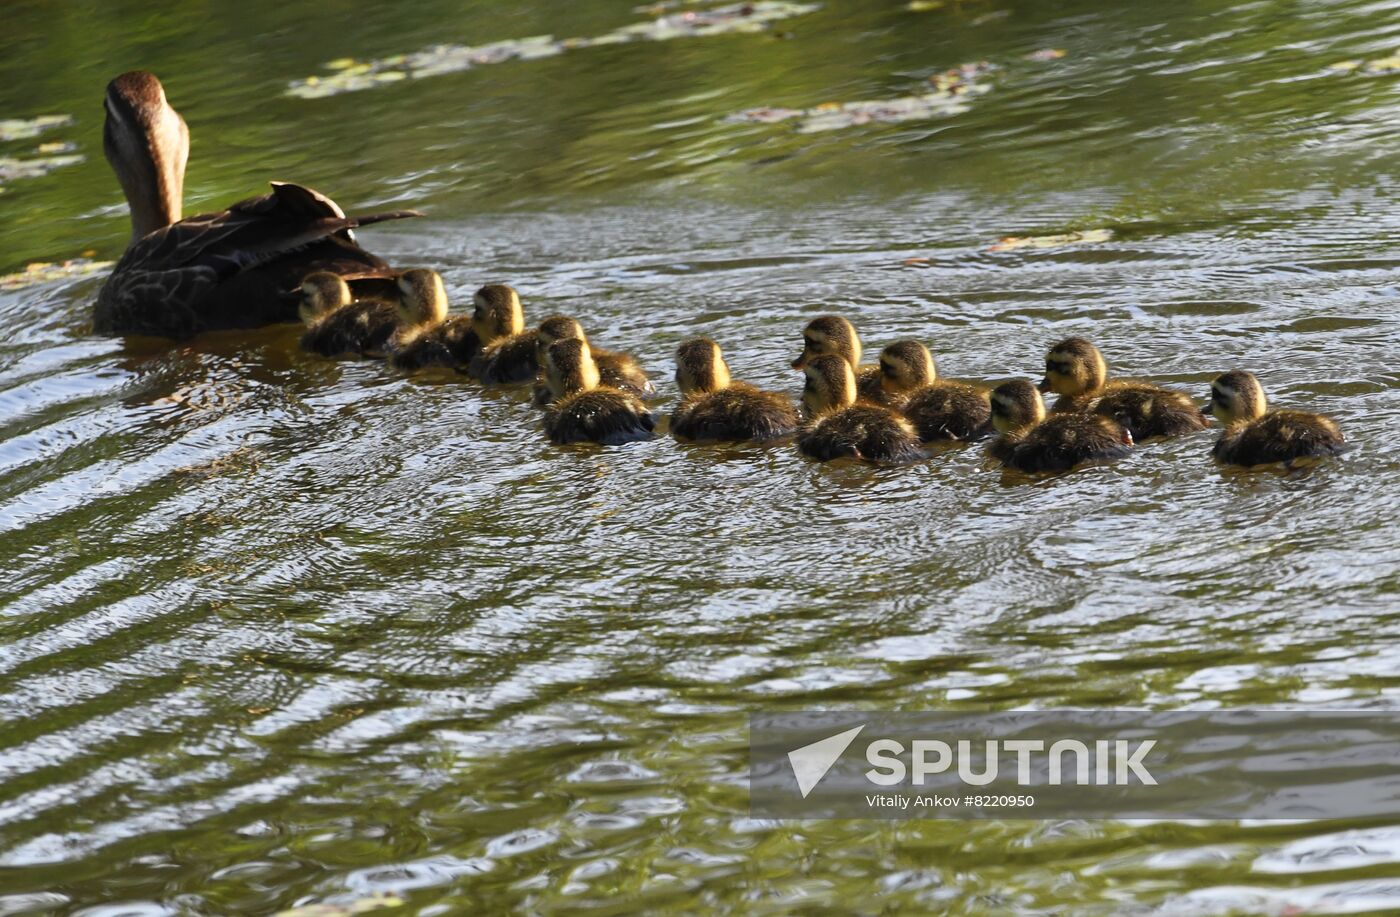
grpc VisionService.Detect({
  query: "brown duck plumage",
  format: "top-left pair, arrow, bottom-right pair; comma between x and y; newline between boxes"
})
92,71 -> 419,339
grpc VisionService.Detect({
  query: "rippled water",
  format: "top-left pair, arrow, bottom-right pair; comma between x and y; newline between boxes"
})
4,0 -> 1400,913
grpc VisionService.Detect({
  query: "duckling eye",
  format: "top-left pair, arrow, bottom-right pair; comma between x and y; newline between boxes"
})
1047,359 -> 1068,373
803,336 -> 817,350
880,361 -> 895,377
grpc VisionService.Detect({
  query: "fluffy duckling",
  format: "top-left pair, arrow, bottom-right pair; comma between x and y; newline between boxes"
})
530,316 -> 653,405
989,379 -> 1133,474
388,269 -> 481,371
1040,337 -> 1208,441
1205,370 -> 1345,467
797,355 -> 925,464
467,284 -> 538,384
879,341 -> 993,442
297,271 -> 400,358
792,316 -> 886,403
670,338 -> 800,442
542,338 -> 655,445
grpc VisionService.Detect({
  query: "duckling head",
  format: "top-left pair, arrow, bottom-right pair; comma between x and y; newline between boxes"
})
990,379 -> 1047,434
396,269 -> 448,326
1040,337 -> 1106,396
1205,370 -> 1267,425
675,338 -> 732,396
545,337 -> 601,400
879,341 -> 937,397
793,316 -> 861,370
472,284 -> 523,345
802,354 -> 858,417
298,271 -> 351,325
536,315 -> 586,365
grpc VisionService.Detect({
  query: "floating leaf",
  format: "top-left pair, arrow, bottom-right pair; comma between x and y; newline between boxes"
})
730,61 -> 993,133
286,2 -> 819,99
1025,48 -> 1066,61
987,229 -> 1113,253
0,153 -> 84,181
1329,52 -> 1400,74
969,10 -> 1011,25
0,257 -> 114,292
901,257 -> 931,265
0,115 -> 73,142
274,894 -> 404,917
929,60 -> 993,92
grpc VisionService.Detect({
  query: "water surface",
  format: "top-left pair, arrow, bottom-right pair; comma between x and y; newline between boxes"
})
3,0 -> 1400,913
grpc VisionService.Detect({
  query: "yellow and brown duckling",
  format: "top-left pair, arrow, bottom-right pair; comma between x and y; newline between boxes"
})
296,271 -> 401,359
988,379 -> 1133,474
797,355 -> 925,463
878,341 -> 993,442
670,338 -> 800,442
1205,370 -> 1345,467
530,316 -> 653,405
792,316 -> 886,403
467,284 -> 539,384
1040,337 -> 1208,441
542,338 -> 656,445
388,269 -> 481,371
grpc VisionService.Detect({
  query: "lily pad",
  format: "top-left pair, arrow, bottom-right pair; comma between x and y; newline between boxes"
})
1328,50 -> 1400,74
728,61 -> 993,133
0,257 -> 114,292
0,153 -> 84,181
286,2 -> 819,99
987,229 -> 1113,253
0,115 -> 73,142
274,894 -> 404,917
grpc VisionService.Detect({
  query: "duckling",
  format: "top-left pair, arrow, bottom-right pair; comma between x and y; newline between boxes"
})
388,269 -> 481,371
530,316 -> 653,405
792,316 -> 886,403
670,338 -> 800,442
1205,370 -> 1345,467
797,355 -> 925,464
297,271 -> 400,358
878,341 -> 993,442
542,338 -> 656,445
1039,337 -> 1208,440
466,284 -> 539,384
988,379 -> 1133,474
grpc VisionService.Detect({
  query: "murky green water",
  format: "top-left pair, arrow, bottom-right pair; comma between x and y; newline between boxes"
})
4,0 -> 1400,913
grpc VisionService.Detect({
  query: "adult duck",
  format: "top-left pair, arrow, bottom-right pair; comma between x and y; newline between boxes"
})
93,71 -> 420,339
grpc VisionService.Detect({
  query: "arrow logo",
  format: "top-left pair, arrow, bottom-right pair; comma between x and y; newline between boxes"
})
788,724 -> 865,798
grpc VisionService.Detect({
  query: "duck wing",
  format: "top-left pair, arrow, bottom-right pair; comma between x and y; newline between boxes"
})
94,182 -> 420,338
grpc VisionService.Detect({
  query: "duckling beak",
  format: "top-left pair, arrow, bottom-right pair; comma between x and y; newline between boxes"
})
791,355 -> 807,370
1121,428 -> 1134,446
1037,378 -> 1052,393
281,286 -> 303,300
